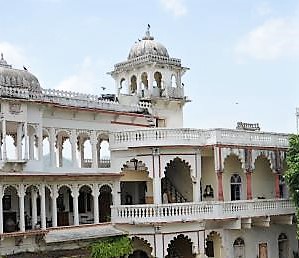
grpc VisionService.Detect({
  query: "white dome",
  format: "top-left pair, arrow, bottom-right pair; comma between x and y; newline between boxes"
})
0,53 -> 41,93
128,28 -> 169,60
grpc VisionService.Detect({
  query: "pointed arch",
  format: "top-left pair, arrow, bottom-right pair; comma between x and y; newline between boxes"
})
162,157 -> 192,202
130,236 -> 153,258
166,234 -> 195,258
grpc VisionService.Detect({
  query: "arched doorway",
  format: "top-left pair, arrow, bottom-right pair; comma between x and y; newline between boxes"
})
162,157 -> 192,203
99,185 -> 112,222
120,159 -> 152,205
166,234 -> 195,258
230,174 -> 242,201
3,185 -> 19,233
128,250 -> 149,258
205,231 -> 222,258
78,185 -> 93,224
57,185 -> 72,226
233,237 -> 245,258
278,233 -> 289,258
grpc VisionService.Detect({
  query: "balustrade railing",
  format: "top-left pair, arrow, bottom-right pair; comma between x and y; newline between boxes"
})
111,199 -> 295,224
110,128 -> 289,150
0,86 -> 151,113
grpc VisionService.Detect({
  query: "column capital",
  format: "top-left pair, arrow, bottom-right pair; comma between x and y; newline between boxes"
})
91,184 -> 99,197
18,184 -> 25,198
152,147 -> 160,156
71,185 -> 80,198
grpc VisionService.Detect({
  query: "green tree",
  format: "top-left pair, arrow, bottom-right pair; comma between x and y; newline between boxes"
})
90,236 -> 132,258
285,134 -> 299,236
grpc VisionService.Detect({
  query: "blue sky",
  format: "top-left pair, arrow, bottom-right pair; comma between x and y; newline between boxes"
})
1,0 -> 299,133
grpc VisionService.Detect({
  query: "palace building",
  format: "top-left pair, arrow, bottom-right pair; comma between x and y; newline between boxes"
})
0,27 -> 297,258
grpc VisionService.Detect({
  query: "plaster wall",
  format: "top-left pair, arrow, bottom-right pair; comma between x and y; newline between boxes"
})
252,157 -> 275,199
201,157 -> 216,201
224,224 -> 296,258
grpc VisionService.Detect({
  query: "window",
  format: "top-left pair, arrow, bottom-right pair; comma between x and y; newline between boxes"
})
233,238 -> 245,258
278,233 -> 288,258
231,174 -> 242,201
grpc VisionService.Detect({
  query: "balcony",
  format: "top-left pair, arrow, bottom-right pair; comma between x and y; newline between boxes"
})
111,199 -> 295,224
110,128 -> 289,150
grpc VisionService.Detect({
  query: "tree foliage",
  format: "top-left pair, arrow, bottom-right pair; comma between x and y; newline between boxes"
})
90,236 -> 132,258
285,134 -> 299,234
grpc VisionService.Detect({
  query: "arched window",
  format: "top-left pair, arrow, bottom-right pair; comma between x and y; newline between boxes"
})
230,174 -> 242,201
278,233 -> 288,258
233,238 -> 245,258
154,71 -> 162,88
120,78 -> 128,94
130,75 -> 137,94
171,74 -> 176,87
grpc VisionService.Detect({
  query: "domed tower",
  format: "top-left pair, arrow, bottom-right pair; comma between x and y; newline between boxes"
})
109,26 -> 189,127
0,53 -> 42,94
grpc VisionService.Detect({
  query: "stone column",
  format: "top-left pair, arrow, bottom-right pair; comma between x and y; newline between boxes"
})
148,70 -> 153,95
38,124 -> 43,161
91,131 -> 98,169
51,184 -> 58,227
70,130 -> 78,168
217,171 -> 224,201
39,184 -> 46,230
113,181 -> 121,206
24,122 -> 28,159
57,135 -> 63,167
16,123 -> 23,160
246,171 -> 253,200
29,133 -> 35,160
0,133 -> 2,160
18,184 -> 25,232
31,189 -> 38,229
49,128 -> 56,167
92,184 -> 99,224
2,119 -> 7,160
0,185 -> 3,233
193,149 -> 202,202
275,173 -> 281,198
71,186 -> 79,226
153,148 -> 162,204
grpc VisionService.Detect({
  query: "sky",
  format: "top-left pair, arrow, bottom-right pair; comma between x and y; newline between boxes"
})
0,0 -> 299,133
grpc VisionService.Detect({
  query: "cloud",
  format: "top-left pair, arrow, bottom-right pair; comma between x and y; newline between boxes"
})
0,42 -> 27,69
54,57 -> 111,95
235,17 -> 299,60
256,2 -> 272,17
160,0 -> 187,17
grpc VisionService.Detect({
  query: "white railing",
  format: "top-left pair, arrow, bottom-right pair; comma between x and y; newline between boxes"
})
82,159 -> 111,168
111,199 -> 295,224
114,54 -> 181,72
0,86 -> 151,113
110,128 -> 289,150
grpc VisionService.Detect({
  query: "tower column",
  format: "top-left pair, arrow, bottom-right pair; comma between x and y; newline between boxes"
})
71,186 -> 79,226
246,170 -> 253,200
31,189 -> 38,229
92,184 -> 99,224
51,184 -> 58,227
49,128 -> 56,167
18,184 -> 25,232
217,171 -> 224,201
2,119 -> 6,160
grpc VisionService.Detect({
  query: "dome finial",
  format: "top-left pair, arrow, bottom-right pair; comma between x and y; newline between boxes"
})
143,24 -> 154,40
0,53 -> 12,68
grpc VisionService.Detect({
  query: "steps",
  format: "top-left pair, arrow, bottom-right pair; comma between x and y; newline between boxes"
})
162,177 -> 187,203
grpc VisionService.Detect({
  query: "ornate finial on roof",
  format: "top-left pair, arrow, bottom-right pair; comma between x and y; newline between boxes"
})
0,53 -> 12,68
143,24 -> 154,40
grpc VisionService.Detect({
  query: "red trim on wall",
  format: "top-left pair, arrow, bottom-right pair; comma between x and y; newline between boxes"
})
111,121 -> 150,127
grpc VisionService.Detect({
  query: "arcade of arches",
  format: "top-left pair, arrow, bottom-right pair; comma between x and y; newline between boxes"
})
0,182 -> 113,233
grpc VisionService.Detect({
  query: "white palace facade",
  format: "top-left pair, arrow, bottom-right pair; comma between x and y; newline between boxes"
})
0,28 -> 297,258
